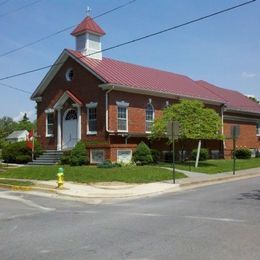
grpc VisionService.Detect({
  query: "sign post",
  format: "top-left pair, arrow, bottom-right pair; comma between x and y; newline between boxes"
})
167,121 -> 180,184
231,125 -> 240,175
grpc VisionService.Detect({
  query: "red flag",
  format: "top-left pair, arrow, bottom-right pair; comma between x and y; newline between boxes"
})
26,130 -> 34,150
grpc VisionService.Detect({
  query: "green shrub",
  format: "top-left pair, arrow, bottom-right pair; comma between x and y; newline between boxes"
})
16,155 -> 32,164
2,140 -> 43,164
234,148 -> 251,159
151,149 -> 160,163
133,142 -> 153,165
69,141 -> 89,166
2,141 -> 31,163
33,140 -> 43,159
191,148 -> 209,161
60,150 -> 71,165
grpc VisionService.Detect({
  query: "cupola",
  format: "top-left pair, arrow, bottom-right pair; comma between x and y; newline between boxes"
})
71,16 -> 105,60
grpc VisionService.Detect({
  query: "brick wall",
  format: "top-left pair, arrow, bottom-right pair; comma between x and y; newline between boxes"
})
224,119 -> 260,158
37,57 -> 108,150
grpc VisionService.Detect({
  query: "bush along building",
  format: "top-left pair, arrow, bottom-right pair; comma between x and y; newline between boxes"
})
31,16 -> 260,164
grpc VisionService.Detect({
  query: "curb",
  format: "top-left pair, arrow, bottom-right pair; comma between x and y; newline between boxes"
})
1,173 -> 260,199
179,172 -> 260,188
0,183 -> 56,193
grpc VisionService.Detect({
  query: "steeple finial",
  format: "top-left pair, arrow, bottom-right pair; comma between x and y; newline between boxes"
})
86,6 -> 92,17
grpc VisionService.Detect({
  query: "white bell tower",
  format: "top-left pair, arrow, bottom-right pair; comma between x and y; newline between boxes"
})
71,11 -> 105,60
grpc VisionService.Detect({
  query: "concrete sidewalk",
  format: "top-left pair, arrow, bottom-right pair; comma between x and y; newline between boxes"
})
1,167 -> 260,199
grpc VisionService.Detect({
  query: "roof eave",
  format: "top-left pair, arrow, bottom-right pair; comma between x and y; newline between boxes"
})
225,107 -> 260,116
99,83 -> 224,106
31,50 -> 69,101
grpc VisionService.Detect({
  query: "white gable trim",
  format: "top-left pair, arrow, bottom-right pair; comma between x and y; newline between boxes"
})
53,92 -> 70,109
31,49 -> 107,101
66,50 -> 106,82
31,50 -> 69,100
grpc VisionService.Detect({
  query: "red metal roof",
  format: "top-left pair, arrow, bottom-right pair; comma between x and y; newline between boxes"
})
71,16 -> 106,36
66,90 -> 83,106
67,49 -> 224,103
197,80 -> 260,114
66,49 -> 260,114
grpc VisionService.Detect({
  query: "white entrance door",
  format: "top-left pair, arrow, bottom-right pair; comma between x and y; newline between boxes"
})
63,109 -> 78,149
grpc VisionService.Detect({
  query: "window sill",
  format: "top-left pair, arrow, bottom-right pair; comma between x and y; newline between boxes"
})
87,131 -> 97,135
145,131 -> 152,134
117,130 -> 128,133
256,134 -> 260,137
46,134 -> 54,138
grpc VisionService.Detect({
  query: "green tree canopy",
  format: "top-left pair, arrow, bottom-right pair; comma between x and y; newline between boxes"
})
15,113 -> 34,131
150,99 -> 222,141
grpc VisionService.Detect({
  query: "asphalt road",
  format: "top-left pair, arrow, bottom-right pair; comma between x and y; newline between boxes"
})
0,177 -> 260,260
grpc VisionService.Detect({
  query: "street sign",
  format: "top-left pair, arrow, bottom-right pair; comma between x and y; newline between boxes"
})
166,121 -> 180,184
231,125 -> 240,139
167,121 -> 180,139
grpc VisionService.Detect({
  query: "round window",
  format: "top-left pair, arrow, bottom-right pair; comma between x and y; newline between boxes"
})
65,68 -> 74,81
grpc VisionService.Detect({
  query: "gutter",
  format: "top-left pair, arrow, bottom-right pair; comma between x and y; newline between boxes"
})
105,86 -> 115,133
99,83 -> 223,106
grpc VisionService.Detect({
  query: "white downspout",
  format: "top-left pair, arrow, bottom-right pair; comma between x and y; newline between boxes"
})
221,105 -> 226,149
105,86 -> 115,133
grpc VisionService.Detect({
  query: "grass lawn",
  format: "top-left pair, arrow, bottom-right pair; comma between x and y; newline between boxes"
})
161,158 -> 260,174
0,165 -> 186,183
0,179 -> 33,186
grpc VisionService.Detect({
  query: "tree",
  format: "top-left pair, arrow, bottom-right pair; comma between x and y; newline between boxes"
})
15,113 -> 34,131
247,96 -> 260,104
150,100 -> 222,166
0,116 -> 17,148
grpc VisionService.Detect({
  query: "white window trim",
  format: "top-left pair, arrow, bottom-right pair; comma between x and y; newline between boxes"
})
256,121 -> 260,136
117,149 -> 132,163
116,101 -> 129,133
86,102 -> 98,135
145,103 -> 155,134
65,68 -> 73,82
45,110 -> 54,137
90,149 -> 105,164
117,106 -> 128,132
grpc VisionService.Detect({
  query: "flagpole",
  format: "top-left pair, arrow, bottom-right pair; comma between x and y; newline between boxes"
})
32,129 -> 34,161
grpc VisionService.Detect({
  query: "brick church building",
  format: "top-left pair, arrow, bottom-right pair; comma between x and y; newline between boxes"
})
31,16 -> 260,163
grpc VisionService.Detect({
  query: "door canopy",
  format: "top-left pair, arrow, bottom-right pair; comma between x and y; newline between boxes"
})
53,90 -> 83,109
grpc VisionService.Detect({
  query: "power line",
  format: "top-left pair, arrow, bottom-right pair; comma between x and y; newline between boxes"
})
0,82 -> 32,94
0,0 -> 137,58
0,0 -> 41,18
0,0 -> 256,83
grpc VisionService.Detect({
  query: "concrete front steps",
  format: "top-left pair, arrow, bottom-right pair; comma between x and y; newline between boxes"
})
28,150 -> 63,165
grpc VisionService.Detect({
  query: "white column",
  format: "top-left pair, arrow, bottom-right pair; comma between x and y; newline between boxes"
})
57,107 -> 62,151
78,106 -> 81,141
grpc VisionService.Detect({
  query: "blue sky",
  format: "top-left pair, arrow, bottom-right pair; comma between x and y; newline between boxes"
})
0,0 -> 259,121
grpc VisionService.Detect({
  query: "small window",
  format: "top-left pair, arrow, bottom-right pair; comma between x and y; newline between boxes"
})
91,150 -> 105,164
146,103 -> 154,132
117,150 -> 132,164
65,68 -> 74,82
117,106 -> 127,131
65,109 -> 77,120
46,113 -> 54,137
256,122 -> 260,136
88,107 -> 97,134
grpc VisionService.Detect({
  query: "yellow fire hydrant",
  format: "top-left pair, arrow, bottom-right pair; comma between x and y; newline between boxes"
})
57,167 -> 64,188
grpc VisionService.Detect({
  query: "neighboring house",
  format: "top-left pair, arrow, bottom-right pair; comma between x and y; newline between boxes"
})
6,130 -> 29,143
31,16 -> 260,163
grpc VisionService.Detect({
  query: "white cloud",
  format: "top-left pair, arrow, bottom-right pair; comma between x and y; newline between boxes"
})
13,111 -> 34,122
241,72 -> 257,79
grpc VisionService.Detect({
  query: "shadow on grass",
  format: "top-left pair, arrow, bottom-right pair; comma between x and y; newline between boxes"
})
237,190 -> 260,201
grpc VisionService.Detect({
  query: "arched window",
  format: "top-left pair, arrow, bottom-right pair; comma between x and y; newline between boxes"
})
146,103 -> 154,132
65,109 -> 77,120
